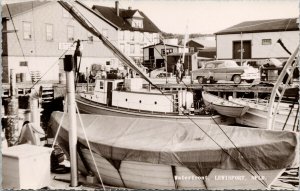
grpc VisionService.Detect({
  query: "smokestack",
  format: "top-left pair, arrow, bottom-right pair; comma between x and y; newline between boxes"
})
115,1 -> 119,16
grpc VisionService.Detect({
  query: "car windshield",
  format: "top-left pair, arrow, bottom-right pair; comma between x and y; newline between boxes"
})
225,61 -> 238,67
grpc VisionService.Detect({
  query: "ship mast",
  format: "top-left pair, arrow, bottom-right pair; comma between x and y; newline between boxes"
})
58,1 -> 155,86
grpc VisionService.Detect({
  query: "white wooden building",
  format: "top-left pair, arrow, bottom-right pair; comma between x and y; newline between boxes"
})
215,18 -> 299,65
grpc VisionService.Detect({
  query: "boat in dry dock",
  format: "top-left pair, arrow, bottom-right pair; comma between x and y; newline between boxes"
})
202,91 -> 249,118
76,78 -> 234,125
49,111 -> 299,189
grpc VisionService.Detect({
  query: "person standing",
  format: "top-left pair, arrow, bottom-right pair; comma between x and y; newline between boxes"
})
175,60 -> 184,84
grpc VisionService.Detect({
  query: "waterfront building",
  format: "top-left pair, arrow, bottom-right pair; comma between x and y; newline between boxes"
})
92,1 -> 161,65
215,18 -> 299,65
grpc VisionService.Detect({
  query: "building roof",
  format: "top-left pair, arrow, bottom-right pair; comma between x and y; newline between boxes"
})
186,40 -> 204,48
2,1 -> 50,18
143,42 -> 182,49
75,1 -> 119,30
215,18 -> 299,35
92,5 -> 161,33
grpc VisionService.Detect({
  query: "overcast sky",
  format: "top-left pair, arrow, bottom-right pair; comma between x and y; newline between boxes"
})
84,0 -> 299,34
3,0 -> 299,34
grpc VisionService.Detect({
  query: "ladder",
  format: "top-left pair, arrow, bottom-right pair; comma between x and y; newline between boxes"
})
267,45 -> 299,130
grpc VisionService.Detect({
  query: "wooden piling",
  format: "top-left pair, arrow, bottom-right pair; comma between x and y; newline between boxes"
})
4,97 -> 19,147
4,69 -> 19,147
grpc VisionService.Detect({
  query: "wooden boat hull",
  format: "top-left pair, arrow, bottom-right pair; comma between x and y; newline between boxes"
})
49,111 -> 299,189
76,95 -> 235,125
236,107 -> 298,130
230,98 -> 299,130
202,92 -> 249,118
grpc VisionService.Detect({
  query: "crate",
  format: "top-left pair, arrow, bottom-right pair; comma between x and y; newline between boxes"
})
2,144 -> 52,189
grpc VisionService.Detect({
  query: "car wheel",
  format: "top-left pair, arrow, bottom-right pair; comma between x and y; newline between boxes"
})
246,79 -> 254,83
233,75 -> 242,84
198,76 -> 206,84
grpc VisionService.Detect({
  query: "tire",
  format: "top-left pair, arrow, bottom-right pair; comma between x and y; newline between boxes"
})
233,75 -> 242,84
198,76 -> 206,84
246,79 -> 254,83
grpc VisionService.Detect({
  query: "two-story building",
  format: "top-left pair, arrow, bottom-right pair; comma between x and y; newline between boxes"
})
215,18 -> 299,65
92,1 -> 161,64
2,1 -> 119,83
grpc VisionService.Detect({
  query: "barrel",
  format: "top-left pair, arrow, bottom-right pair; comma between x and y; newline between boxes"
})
59,73 -> 66,84
20,73 -> 26,82
16,73 -> 21,83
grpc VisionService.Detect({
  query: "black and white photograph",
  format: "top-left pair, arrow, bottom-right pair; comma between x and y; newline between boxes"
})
1,0 -> 299,190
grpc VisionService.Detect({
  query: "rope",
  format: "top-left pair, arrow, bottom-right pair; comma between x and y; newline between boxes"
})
75,103 -> 106,191
52,97 -> 67,149
282,100 -> 297,131
5,4 -> 26,61
27,41 -> 77,94
208,110 -> 268,187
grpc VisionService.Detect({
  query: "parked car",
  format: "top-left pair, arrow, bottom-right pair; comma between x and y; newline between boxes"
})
191,60 -> 260,84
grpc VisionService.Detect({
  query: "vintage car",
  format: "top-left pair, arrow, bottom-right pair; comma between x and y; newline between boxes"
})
191,60 -> 260,84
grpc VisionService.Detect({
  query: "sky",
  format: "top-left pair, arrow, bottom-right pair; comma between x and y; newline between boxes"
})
84,0 -> 299,34
3,0 -> 299,34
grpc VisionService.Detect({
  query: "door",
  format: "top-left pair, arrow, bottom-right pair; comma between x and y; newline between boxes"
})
149,48 -> 154,62
233,41 -> 252,60
107,81 -> 113,106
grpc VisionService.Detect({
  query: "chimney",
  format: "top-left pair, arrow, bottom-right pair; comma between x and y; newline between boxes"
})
128,6 -> 132,10
115,1 -> 119,16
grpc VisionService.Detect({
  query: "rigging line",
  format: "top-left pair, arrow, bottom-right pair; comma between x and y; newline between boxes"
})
75,104 -> 106,191
52,108 -> 66,149
26,41 -> 77,93
31,1 -> 37,57
208,112 -> 269,186
5,4 -> 26,61
5,3 -> 34,85
62,3 -> 267,187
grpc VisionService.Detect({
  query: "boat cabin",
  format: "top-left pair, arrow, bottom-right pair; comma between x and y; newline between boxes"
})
80,78 -> 194,114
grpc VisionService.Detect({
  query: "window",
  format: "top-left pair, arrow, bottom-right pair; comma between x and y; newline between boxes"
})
99,81 -> 104,90
67,26 -> 74,42
205,63 -> 216,69
46,24 -> 53,41
132,19 -> 143,28
130,31 -> 134,41
149,33 -> 153,42
119,31 -> 125,40
23,22 -> 32,40
102,29 -> 108,38
20,61 -> 28,66
106,61 -> 110,66
140,32 -> 144,42
130,44 -> 135,54
216,63 -> 226,68
136,44 -> 140,54
262,39 -> 272,45
161,48 -> 173,56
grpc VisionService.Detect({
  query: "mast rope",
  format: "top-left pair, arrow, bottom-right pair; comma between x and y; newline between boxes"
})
75,104 -> 106,191
26,41 -> 77,94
